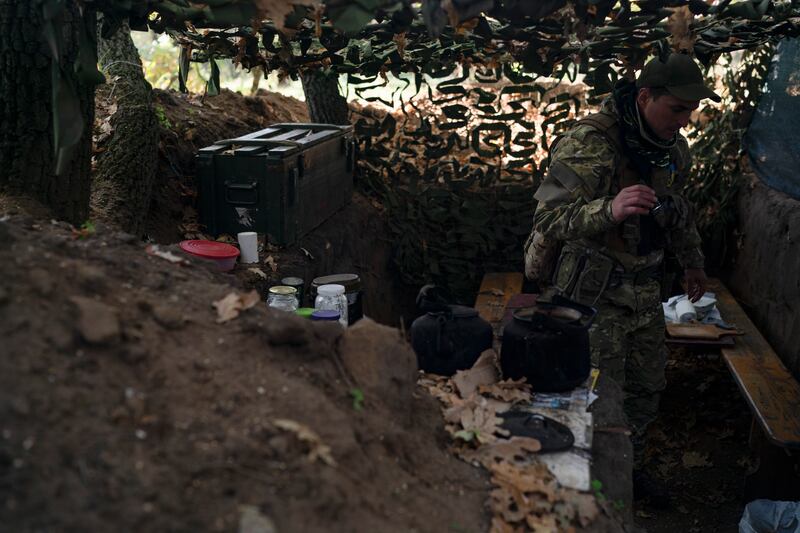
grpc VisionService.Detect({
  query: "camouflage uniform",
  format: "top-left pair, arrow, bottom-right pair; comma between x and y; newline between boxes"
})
531,99 -> 704,459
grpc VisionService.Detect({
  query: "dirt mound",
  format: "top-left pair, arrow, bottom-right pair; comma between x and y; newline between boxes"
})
93,88 -> 310,244
0,215 -> 489,532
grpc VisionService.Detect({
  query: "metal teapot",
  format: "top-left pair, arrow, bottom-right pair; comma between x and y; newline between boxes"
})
500,295 -> 596,392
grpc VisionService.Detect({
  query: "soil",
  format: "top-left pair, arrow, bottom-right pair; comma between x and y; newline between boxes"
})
0,215 -> 490,532
93,87 -> 419,326
2,85 -> 768,532
633,347 -> 752,532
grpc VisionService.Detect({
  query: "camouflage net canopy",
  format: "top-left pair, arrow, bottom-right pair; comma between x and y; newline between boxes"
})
75,0 -> 799,296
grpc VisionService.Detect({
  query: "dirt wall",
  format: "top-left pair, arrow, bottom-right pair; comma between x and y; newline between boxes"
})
728,170 -> 800,379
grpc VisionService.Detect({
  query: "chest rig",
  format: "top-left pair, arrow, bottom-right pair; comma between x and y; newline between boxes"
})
574,111 -> 686,257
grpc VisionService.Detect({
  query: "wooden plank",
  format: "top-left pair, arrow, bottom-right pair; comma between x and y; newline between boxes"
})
474,272 -> 524,325
709,279 -> 800,449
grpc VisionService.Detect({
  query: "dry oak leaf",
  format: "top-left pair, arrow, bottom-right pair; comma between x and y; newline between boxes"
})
489,516 -> 523,533
478,378 -> 533,404
569,493 -> 601,527
273,418 -> 336,467
491,461 -> 559,500
453,349 -> 500,398
490,484 -> 529,524
444,396 -> 508,444
213,290 -> 261,323
525,513 -> 559,533
461,436 -> 542,468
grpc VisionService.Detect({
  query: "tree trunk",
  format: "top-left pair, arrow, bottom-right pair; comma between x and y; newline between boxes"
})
300,69 -> 350,125
0,1 -> 94,224
93,17 -> 158,237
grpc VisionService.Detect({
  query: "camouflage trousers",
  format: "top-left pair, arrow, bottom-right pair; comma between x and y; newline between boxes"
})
589,280 -> 666,465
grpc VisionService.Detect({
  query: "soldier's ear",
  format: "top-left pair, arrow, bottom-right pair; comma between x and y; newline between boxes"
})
636,87 -> 651,108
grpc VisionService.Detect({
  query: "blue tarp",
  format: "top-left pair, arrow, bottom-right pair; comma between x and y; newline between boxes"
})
745,39 -> 800,201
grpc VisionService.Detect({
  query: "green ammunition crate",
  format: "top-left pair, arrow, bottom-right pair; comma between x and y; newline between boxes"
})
197,123 -> 355,245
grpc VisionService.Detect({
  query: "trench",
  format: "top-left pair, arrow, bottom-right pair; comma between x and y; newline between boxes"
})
232,191 -> 420,328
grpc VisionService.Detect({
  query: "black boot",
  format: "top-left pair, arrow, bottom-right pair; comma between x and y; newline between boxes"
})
633,469 -> 672,509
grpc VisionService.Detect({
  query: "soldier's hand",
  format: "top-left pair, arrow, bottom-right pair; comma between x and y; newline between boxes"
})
684,268 -> 707,302
611,185 -> 658,222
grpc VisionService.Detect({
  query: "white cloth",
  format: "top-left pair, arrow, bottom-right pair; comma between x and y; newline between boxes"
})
662,292 -> 731,327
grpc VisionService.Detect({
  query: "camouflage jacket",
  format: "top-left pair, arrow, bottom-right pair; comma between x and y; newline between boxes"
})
533,104 -> 705,274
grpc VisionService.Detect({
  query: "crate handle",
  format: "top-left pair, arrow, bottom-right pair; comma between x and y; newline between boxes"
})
225,181 -> 259,205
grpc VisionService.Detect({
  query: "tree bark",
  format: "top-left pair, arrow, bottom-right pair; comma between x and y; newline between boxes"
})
300,69 -> 350,125
0,0 -> 94,224
93,17 -> 158,237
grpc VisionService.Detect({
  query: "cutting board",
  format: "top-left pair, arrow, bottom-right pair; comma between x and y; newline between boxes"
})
666,323 -> 744,340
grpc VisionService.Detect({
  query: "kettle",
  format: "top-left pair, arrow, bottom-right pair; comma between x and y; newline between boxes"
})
410,285 -> 493,376
500,295 -> 596,392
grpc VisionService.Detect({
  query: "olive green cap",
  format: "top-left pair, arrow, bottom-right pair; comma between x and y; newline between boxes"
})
637,53 -> 721,103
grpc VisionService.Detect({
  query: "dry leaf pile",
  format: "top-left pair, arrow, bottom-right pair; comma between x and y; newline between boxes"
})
419,350 -> 599,532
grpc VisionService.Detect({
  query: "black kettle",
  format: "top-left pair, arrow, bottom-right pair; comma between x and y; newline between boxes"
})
410,285 -> 493,376
500,295 -> 596,392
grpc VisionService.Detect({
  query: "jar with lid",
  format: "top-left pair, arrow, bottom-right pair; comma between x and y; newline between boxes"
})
310,273 -> 363,324
311,310 -> 341,322
281,276 -> 305,306
267,285 -> 299,312
314,284 -> 348,326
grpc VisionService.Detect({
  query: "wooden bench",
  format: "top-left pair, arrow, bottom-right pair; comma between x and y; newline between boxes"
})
708,278 -> 800,500
474,272 -> 524,327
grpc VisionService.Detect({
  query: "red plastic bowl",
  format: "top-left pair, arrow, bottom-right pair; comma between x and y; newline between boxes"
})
179,240 -> 240,271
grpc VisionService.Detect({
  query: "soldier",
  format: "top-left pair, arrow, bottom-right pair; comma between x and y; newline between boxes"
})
526,53 -> 719,504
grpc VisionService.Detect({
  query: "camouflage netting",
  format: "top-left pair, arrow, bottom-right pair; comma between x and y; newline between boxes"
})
47,0 -> 800,296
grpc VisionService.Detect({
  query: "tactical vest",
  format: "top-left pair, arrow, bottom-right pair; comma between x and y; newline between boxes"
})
572,110 -> 690,264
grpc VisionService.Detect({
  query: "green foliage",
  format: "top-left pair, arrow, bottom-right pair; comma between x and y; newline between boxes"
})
154,104 -> 171,129
72,220 -> 96,239
349,388 -> 364,411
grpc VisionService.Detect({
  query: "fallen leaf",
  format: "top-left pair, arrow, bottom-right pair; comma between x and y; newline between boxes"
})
682,451 -> 712,468
489,516 -> 521,533
146,244 -> 189,265
264,255 -> 278,272
461,436 -> 542,467
213,290 -> 261,323
491,461 -> 557,498
273,418 -> 336,466
444,396 -> 508,444
453,349 -> 500,398
478,378 -> 532,404
248,267 -> 268,279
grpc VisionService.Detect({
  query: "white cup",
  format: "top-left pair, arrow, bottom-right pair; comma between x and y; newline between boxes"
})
237,232 -> 258,263
676,299 -> 697,323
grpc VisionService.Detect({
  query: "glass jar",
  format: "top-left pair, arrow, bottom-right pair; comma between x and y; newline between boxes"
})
311,310 -> 341,322
267,285 -> 298,312
311,273 -> 363,324
314,284 -> 348,326
281,276 -> 305,306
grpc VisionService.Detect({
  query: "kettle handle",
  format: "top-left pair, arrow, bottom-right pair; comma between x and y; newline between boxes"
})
550,295 -> 597,329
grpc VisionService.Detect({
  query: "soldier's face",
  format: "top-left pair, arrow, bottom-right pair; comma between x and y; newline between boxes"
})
637,89 -> 699,140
